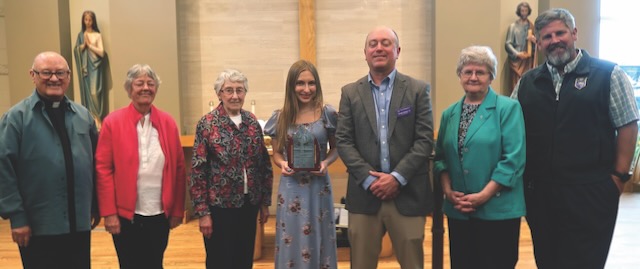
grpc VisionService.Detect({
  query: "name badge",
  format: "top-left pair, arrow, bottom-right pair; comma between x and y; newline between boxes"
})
574,77 -> 588,90
397,106 -> 412,118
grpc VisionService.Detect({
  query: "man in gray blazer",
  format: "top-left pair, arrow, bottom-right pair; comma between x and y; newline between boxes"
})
336,26 -> 434,269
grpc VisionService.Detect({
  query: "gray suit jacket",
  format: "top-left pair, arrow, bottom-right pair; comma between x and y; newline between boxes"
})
336,72 -> 434,216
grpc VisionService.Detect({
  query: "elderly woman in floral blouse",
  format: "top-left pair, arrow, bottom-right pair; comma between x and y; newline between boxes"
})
190,69 -> 273,269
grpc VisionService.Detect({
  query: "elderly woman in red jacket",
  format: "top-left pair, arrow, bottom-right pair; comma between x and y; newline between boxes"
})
96,64 -> 186,269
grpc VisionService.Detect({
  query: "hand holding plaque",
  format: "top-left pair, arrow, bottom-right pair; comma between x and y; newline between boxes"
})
287,125 -> 321,171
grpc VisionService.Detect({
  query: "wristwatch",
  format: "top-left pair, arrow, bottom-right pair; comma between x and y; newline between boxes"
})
612,170 -> 631,183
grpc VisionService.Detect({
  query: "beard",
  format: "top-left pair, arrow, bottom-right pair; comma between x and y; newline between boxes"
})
546,44 -> 573,67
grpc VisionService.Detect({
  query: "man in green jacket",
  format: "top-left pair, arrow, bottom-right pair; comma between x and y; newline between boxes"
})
0,51 -> 99,269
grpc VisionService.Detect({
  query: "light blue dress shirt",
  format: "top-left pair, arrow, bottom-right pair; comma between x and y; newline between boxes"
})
362,70 -> 408,190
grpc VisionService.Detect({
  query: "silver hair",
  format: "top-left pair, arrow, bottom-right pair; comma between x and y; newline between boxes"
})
534,8 -> 576,39
456,46 -> 498,80
213,69 -> 248,94
124,64 -> 161,93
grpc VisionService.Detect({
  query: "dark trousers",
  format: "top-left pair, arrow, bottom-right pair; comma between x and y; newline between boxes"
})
525,179 -> 619,269
204,199 -> 259,269
448,217 -> 521,269
112,214 -> 170,269
19,231 -> 91,269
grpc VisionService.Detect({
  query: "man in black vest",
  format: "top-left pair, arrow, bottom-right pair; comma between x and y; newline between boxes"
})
511,8 -> 639,269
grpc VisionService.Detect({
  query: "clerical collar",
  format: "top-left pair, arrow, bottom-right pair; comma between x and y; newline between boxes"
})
36,92 -> 65,109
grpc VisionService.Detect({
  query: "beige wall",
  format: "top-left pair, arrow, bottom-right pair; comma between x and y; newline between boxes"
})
434,0 -> 499,126
433,0 -> 539,128
2,0 -> 602,134
107,0 -> 181,129
432,0 -> 600,129
176,0 -> 432,135
540,0 -> 600,55
0,0 -> 9,114
5,0 -> 72,105
4,0 -> 181,130
0,0 -> 603,215
315,0 -> 433,117
177,0 -> 300,134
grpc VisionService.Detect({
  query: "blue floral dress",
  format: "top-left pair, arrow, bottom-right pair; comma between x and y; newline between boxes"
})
264,105 -> 338,269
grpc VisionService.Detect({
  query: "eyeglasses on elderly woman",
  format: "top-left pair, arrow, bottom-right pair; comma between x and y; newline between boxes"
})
220,87 -> 247,96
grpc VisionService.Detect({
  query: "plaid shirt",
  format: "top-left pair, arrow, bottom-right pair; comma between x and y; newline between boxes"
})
512,49 -> 639,127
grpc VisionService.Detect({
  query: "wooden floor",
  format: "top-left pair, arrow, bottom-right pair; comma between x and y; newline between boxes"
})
1,193 -> 640,268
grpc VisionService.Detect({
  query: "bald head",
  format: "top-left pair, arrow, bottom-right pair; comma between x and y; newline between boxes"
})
30,51 -> 71,101
365,26 -> 400,49
32,51 -> 69,70
364,26 -> 401,77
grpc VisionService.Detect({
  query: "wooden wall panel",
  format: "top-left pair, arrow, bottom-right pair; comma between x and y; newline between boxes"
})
177,0 -> 432,133
298,0 -> 316,64
175,0 -> 433,210
177,0 -> 299,134
315,0 -> 433,109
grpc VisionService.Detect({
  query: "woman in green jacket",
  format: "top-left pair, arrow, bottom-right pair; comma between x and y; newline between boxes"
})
433,45 -> 526,269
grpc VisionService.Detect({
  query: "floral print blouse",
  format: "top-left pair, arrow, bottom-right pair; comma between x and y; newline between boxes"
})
458,103 -> 480,159
190,104 -> 273,217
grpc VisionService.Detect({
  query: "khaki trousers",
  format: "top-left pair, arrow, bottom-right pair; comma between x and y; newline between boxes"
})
348,200 -> 426,269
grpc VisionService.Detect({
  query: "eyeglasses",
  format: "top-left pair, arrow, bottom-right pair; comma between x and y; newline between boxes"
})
33,70 -> 70,79
221,87 -> 247,96
460,70 -> 489,79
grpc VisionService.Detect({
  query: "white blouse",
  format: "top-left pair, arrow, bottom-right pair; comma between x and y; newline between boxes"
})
135,114 -> 165,216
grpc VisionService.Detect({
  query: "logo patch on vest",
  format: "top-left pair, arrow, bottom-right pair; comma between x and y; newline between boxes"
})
574,77 -> 588,90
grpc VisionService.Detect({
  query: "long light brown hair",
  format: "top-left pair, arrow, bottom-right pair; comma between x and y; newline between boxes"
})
274,60 -> 324,153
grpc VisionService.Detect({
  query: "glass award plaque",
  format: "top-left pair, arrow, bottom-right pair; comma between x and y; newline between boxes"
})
287,125 -> 321,171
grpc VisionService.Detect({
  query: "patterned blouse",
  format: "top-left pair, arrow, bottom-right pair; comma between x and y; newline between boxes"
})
190,104 -> 273,217
458,103 -> 480,159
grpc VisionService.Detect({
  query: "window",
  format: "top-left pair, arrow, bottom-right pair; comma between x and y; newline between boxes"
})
600,0 -> 640,94
601,0 -> 640,176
